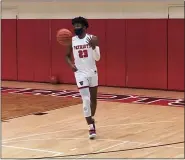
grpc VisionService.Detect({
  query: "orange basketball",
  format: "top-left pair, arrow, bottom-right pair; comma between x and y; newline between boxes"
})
56,28 -> 72,46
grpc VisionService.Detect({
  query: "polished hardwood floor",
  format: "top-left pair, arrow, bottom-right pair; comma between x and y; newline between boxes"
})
2,81 -> 184,159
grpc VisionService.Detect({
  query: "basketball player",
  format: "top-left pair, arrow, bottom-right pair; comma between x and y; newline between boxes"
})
65,16 -> 100,139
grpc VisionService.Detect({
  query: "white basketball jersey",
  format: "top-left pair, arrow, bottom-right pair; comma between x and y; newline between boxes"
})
72,34 -> 97,76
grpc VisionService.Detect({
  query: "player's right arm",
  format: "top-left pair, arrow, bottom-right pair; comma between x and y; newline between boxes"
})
65,44 -> 78,72
86,36 -> 100,61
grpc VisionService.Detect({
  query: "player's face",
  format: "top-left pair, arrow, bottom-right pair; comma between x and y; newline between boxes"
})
74,23 -> 85,36
74,23 -> 83,29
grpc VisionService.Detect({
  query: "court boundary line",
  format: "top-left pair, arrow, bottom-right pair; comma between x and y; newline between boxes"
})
3,137 -> 183,149
78,141 -> 128,159
174,154 -> 184,158
2,144 -> 64,155
2,136 -> 183,158
41,141 -> 185,158
3,120 -> 175,142
2,114 -> 134,140
7,141 -> 183,159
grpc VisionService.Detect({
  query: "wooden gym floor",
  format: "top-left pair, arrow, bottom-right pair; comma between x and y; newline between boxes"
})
2,81 -> 184,159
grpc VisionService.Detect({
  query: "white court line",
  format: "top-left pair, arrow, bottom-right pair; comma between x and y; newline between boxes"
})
53,153 -> 63,156
2,138 -> 183,158
3,137 -> 183,149
8,114 -> 133,134
3,120 -> 175,143
77,141 -> 159,159
35,115 -> 131,129
174,154 -> 184,158
77,141 -> 128,159
2,145 -> 64,155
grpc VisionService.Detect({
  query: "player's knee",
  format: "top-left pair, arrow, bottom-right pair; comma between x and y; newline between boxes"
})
82,95 -> 90,103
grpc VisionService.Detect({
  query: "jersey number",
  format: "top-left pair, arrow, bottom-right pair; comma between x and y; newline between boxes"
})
78,50 -> 88,58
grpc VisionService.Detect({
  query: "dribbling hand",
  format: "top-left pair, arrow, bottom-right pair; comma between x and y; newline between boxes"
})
86,36 -> 98,50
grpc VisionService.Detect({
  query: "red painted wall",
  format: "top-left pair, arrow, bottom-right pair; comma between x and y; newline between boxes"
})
125,19 -> 167,89
106,19 -> 126,87
1,19 -> 184,91
168,19 -> 184,91
2,19 -> 17,80
51,19 -> 75,84
17,19 -> 51,82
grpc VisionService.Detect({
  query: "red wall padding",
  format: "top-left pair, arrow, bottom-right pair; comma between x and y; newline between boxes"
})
2,19 -> 17,80
106,20 -> 126,87
168,19 -> 184,91
125,19 -> 168,89
51,19 -> 75,84
17,20 -> 51,82
2,19 -> 184,91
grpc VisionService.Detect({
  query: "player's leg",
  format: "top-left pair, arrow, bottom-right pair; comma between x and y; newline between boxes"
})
75,75 -> 96,139
89,86 -> 98,117
89,74 -> 98,119
78,87 -> 93,124
79,87 -> 96,139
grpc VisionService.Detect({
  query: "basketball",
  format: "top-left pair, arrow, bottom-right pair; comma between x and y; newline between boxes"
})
56,28 -> 72,46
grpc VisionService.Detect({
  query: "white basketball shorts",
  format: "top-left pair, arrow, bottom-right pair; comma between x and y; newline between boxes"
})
74,71 -> 98,89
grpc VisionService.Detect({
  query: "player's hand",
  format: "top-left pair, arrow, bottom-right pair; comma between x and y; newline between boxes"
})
71,64 -> 78,72
86,36 -> 98,50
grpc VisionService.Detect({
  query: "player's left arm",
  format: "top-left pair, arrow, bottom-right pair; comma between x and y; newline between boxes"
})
86,36 -> 100,61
